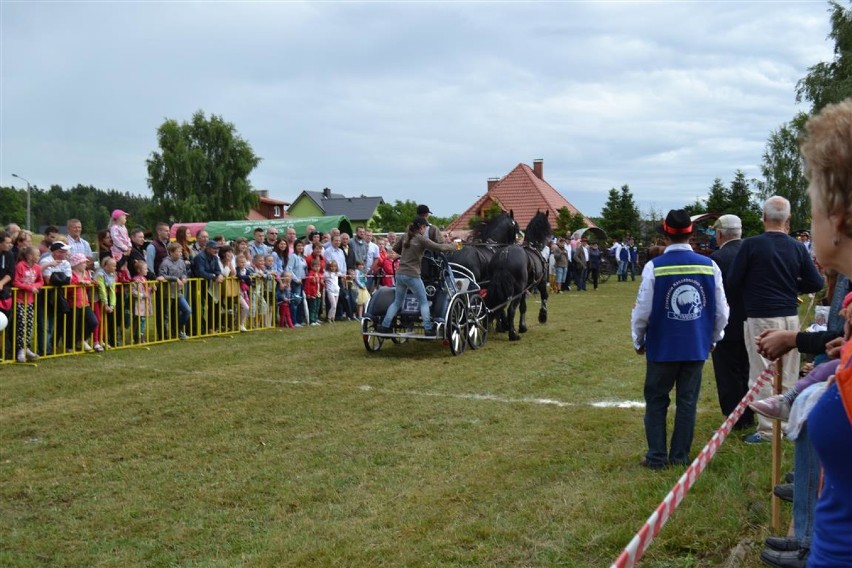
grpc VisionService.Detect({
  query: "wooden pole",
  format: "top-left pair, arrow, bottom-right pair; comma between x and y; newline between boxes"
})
771,359 -> 783,532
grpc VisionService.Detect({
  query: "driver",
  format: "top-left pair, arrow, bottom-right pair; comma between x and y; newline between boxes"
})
376,217 -> 455,336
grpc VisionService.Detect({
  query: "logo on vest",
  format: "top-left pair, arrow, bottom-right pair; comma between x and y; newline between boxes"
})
665,278 -> 706,321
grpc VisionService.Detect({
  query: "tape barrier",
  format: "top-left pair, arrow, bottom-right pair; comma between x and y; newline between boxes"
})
609,364 -> 777,568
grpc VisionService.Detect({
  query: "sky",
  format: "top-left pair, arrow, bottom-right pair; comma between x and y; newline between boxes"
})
0,1 -> 836,219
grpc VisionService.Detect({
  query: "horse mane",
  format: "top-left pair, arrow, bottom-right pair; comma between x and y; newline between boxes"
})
523,211 -> 552,247
469,212 -> 515,244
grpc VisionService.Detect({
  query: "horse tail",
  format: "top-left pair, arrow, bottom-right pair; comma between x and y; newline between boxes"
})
485,262 -> 516,309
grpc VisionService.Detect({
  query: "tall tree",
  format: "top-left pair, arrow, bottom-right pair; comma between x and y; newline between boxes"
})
599,185 -> 640,237
375,199 -> 418,232
147,110 -> 261,222
759,113 -> 811,230
796,1 -> 852,113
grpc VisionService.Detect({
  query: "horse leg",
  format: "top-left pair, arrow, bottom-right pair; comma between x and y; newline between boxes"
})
538,281 -> 548,324
508,299 -> 521,341
518,294 -> 528,334
494,308 -> 506,333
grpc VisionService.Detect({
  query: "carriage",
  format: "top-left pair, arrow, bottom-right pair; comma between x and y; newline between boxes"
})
360,252 -> 489,356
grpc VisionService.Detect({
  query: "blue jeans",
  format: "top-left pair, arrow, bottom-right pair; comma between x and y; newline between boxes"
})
794,423 -> 818,547
574,267 -> 587,290
290,283 -> 303,325
643,360 -> 704,467
176,295 -> 191,330
555,266 -> 566,285
381,274 -> 432,331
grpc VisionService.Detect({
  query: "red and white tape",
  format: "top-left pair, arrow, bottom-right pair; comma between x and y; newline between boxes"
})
610,364 -> 777,568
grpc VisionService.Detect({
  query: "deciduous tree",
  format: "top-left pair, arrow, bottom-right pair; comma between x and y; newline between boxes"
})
147,111 -> 260,222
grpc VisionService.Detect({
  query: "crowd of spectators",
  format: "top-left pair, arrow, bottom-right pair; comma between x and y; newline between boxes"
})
0,215 -> 400,363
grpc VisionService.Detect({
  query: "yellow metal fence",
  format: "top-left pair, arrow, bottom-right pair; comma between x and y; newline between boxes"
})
1,276 -> 281,364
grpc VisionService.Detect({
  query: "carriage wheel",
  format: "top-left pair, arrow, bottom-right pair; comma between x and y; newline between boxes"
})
447,296 -> 468,356
599,259 -> 612,283
362,319 -> 384,353
466,294 -> 488,350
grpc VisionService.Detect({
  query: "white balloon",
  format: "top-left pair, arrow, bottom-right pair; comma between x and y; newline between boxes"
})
0,311 -> 7,333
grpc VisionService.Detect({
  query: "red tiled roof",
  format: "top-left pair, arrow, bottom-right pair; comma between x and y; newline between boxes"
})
446,162 -> 594,233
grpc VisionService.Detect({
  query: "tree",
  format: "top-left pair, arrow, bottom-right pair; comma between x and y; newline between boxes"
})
759,113 -> 811,230
147,110 -> 261,222
796,1 -> 852,113
554,207 -> 588,236
599,185 -> 640,237
375,199 -> 418,232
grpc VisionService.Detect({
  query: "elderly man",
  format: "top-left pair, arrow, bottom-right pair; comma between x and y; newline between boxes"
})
192,240 -> 224,334
351,226 -> 368,265
65,219 -> 93,266
727,196 -> 824,443
190,229 -> 209,261
631,209 -> 728,469
285,226 -> 297,254
709,214 -> 753,431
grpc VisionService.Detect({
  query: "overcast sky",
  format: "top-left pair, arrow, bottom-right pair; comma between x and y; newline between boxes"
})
1,1 -> 835,219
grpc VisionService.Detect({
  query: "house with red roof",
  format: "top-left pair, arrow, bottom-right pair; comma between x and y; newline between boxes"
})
445,159 -> 594,234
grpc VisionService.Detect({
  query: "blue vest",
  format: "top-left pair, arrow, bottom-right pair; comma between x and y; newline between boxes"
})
646,250 -> 716,362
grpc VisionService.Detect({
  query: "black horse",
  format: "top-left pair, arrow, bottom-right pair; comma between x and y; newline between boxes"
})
446,211 -> 520,283
484,210 -> 551,341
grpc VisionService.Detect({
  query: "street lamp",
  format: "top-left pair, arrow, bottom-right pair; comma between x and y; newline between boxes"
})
11,173 -> 32,231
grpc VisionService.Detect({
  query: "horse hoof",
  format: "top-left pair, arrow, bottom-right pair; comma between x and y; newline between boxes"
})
518,325 -> 528,334
538,312 -> 547,324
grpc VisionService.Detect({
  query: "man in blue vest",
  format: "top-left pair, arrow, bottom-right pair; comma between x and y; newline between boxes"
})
631,209 -> 729,469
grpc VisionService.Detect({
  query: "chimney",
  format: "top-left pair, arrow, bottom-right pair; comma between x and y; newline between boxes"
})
533,159 -> 543,180
322,187 -> 331,199
487,177 -> 499,192
256,189 -> 269,198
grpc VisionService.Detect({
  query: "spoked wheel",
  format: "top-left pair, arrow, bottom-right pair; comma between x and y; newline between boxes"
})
362,319 -> 384,353
447,296 -> 468,356
598,259 -> 612,283
466,293 -> 488,350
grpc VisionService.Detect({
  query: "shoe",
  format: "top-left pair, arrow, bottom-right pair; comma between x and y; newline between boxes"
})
93,343 -> 104,353
178,332 -> 188,340
424,327 -> 437,337
744,432 -> 769,444
750,395 -> 791,421
82,341 -> 94,352
765,537 -> 802,552
759,547 -> 808,568
17,350 -> 26,363
310,322 -> 320,326
239,325 -> 248,332
25,349 -> 39,361
375,325 -> 392,334
785,471 -> 794,483
773,483 -> 794,503
639,459 -> 667,470
294,323 -> 303,328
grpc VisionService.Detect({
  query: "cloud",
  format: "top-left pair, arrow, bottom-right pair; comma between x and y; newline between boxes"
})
0,1 -> 835,220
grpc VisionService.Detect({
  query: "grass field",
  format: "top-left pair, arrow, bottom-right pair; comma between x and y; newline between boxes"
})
1,280 -> 791,567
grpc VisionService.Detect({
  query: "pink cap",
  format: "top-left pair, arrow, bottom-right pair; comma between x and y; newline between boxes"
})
111,209 -> 130,220
69,253 -> 88,266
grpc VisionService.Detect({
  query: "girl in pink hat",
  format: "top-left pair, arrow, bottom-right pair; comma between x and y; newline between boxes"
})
109,209 -> 131,265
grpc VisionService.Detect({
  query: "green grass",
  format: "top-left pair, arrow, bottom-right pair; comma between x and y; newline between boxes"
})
1,281 -> 791,567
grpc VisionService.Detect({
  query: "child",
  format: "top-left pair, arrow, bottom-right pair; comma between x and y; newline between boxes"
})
303,258 -> 324,326
67,254 -> 97,352
130,258 -> 154,343
234,254 -> 254,332
108,209 -> 132,266
277,273 -> 295,328
324,260 -> 341,323
219,247 -> 240,332
13,246 -> 43,362
253,254 -> 274,327
94,256 -> 117,350
354,260 -> 370,318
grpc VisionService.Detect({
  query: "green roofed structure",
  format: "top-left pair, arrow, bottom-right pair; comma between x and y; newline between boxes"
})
203,215 -> 353,241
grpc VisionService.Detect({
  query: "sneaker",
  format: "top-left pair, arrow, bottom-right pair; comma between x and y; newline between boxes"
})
93,343 -> 104,353
17,350 -> 26,363
424,327 -> 437,337
310,322 -> 320,326
239,325 -> 248,332
178,332 -> 188,340
749,395 -> 791,421
743,432 -> 769,444
82,341 -> 94,352
294,323 -> 303,328
25,349 -> 39,361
